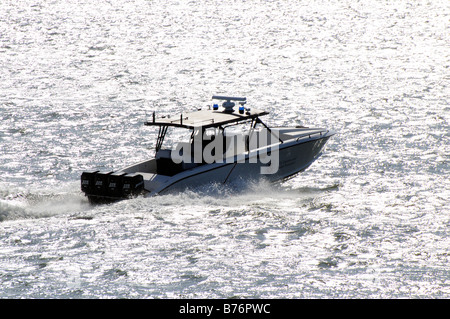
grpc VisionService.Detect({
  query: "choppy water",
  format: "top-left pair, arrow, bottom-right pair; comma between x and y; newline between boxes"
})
0,0 -> 449,298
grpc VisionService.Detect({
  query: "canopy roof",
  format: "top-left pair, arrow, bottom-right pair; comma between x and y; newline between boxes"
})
145,107 -> 269,129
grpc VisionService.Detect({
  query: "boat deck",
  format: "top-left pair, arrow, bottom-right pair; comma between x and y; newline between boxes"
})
138,172 -> 171,192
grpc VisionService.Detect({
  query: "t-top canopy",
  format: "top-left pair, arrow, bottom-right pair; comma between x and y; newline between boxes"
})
145,96 -> 269,129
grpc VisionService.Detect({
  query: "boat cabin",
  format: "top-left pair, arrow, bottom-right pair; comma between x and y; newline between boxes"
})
144,96 -> 278,175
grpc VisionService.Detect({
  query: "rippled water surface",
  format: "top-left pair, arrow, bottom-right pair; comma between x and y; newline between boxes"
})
0,0 -> 449,298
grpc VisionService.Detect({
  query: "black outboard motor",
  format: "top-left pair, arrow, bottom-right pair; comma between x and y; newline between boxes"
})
108,172 -> 127,197
81,170 -> 144,202
93,171 -> 113,195
122,173 -> 144,197
81,171 -> 99,194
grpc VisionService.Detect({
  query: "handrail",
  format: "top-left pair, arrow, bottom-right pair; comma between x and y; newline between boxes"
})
296,130 -> 328,141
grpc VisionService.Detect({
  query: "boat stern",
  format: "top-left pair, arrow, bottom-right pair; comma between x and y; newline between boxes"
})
80,171 -> 145,203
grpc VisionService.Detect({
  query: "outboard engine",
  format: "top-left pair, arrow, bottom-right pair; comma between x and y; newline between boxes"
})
81,170 -> 144,202
93,171 -> 113,195
122,173 -> 144,197
108,172 -> 127,197
81,171 -> 99,194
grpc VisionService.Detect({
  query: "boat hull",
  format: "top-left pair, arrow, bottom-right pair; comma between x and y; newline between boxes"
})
80,129 -> 334,202
154,133 -> 332,195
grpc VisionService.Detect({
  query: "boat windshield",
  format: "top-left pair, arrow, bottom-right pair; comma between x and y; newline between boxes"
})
158,126 -> 191,150
158,127 -> 221,150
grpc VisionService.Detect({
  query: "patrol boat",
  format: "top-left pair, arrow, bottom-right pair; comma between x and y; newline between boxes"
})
81,95 -> 335,202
